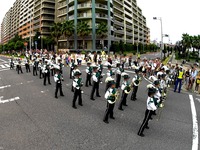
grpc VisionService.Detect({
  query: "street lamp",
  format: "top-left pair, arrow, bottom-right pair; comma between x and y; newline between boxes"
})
153,17 -> 163,60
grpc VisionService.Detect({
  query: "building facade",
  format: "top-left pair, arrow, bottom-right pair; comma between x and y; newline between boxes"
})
1,0 -> 55,45
55,0 -> 150,51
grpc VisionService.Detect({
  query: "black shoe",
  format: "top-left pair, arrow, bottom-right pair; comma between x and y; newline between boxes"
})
103,120 -> 109,124
61,94 -> 64,96
79,104 -> 83,106
145,126 -> 150,129
149,117 -> 153,120
118,108 -> 124,111
49,83 -> 51,85
72,106 -> 77,109
110,117 -> 115,120
55,96 -> 58,99
44,84 -> 46,86
89,84 -> 92,86
96,95 -> 101,97
90,98 -> 95,100
85,85 -> 88,87
123,104 -> 128,106
138,133 -> 145,137
152,113 -> 157,116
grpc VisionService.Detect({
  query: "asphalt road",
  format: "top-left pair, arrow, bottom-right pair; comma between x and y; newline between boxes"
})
0,55 -> 199,150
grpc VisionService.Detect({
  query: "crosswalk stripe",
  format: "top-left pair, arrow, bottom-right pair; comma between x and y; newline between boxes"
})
0,65 -> 6,69
4,64 -> 10,67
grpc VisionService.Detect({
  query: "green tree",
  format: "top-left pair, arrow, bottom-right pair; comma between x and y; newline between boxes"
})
8,42 -> 15,50
96,22 -> 108,49
50,22 -> 62,52
77,21 -> 91,50
62,20 -> 74,49
14,41 -> 24,50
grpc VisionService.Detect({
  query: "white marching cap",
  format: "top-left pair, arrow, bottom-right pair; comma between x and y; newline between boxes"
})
121,72 -> 128,77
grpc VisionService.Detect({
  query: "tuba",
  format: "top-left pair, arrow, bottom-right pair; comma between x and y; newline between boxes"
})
108,89 -> 120,104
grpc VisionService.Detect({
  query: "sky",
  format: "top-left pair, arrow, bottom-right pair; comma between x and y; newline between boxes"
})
1,0 -> 200,44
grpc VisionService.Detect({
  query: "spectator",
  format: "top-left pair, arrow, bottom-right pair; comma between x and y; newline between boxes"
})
195,71 -> 200,92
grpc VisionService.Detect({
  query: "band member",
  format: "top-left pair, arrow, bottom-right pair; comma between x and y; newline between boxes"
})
97,59 -> 103,75
38,59 -> 43,79
118,73 -> 131,111
115,63 -> 124,88
103,81 -> 118,123
90,65 -> 101,100
72,71 -> 83,109
33,58 -> 38,76
138,87 -> 157,137
105,77 -> 115,93
58,59 -> 64,80
16,59 -> 23,74
70,59 -> 75,79
50,58 -> 55,76
54,69 -> 64,98
25,58 -> 31,73
131,69 -> 141,101
105,65 -> 115,92
43,60 -> 51,86
85,62 -> 92,87
71,64 -> 79,92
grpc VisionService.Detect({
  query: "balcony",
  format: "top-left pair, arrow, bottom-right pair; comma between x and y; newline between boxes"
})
41,16 -> 54,21
126,32 -> 133,37
114,20 -> 124,26
115,29 -> 124,35
77,13 -> 92,18
96,13 -> 108,19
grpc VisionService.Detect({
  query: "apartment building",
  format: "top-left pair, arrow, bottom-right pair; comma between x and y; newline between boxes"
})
1,0 -> 55,45
1,8 -> 12,44
55,0 -> 149,51
33,0 -> 55,38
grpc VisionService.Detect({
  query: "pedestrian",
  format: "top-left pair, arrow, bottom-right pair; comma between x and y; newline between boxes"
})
195,71 -> 200,92
38,59 -> 43,79
54,69 -> 64,99
85,62 -> 92,87
137,87 -> 157,137
25,58 -> 31,73
43,60 -> 51,86
72,71 -> 83,109
90,65 -> 101,100
103,81 -> 117,124
174,66 -> 184,93
118,73 -> 131,111
16,59 -> 23,74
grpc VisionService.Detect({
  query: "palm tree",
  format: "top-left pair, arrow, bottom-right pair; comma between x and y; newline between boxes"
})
62,20 -> 74,49
77,21 -> 91,50
50,22 -> 62,52
96,22 -> 108,50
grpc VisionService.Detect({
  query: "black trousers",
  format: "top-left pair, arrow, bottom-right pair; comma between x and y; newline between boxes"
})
44,72 -> 51,85
51,69 -> 54,76
55,83 -> 63,97
10,63 -> 14,69
85,74 -> 92,86
70,68 -> 73,79
90,81 -> 100,99
33,67 -> 38,76
131,86 -> 138,100
17,65 -> 23,74
25,64 -> 30,72
118,91 -> 128,109
39,69 -> 43,79
103,103 -> 115,121
116,74 -> 121,88
138,109 -> 153,135
105,83 -> 110,93
72,89 -> 82,107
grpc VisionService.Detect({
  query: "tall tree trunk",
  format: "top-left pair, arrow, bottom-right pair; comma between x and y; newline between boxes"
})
83,38 -> 85,51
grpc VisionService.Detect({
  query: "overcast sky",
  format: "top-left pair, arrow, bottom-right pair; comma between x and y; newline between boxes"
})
1,0 -> 200,44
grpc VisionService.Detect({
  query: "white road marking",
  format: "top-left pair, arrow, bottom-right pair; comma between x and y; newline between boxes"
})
0,65 -> 6,69
0,68 -> 10,72
189,95 -> 199,150
4,64 -> 10,67
27,80 -> 33,83
16,83 -> 23,85
0,85 -> 11,89
0,97 -> 20,104
0,58 -> 7,63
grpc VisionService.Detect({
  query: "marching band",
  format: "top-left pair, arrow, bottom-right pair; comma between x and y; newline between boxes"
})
9,52 -> 172,137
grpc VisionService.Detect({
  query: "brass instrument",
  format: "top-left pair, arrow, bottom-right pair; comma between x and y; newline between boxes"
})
108,89 -> 120,104
124,83 -> 132,94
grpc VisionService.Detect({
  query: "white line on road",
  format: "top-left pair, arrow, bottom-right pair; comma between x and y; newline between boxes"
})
0,58 -> 7,63
0,85 -> 11,89
0,68 -> 10,72
0,96 -> 20,104
189,95 -> 199,150
4,64 -> 10,67
0,65 -> 6,69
